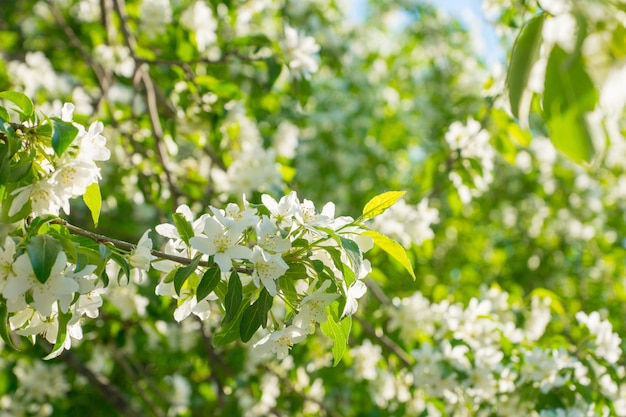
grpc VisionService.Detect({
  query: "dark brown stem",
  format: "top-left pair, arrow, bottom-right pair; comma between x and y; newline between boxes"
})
52,344 -> 143,417
354,315 -> 412,367
111,350 -> 166,417
49,218 -> 253,274
112,0 -> 181,211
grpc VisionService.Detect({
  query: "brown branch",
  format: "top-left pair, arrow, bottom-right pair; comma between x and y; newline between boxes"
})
49,218 -> 253,273
50,343 -> 143,417
353,315 -> 412,368
111,349 -> 166,417
47,0 -> 112,113
112,0 -> 181,211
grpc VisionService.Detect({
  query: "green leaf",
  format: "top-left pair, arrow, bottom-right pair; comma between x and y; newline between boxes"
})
50,117 -> 79,156
265,58 -> 283,88
223,271 -> 242,323
363,230 -> 416,280
240,288 -> 273,343
212,297 -> 248,347
340,236 -> 363,278
506,14 -> 546,120
528,288 -> 565,315
0,302 -> 19,350
0,91 -> 34,118
547,109 -> 594,164
83,182 -> 101,227
361,191 -> 406,220
172,213 -> 194,246
197,266 -> 221,301
542,45 -> 596,163
320,302 -> 351,366
173,255 -> 202,296
0,106 -> 9,122
44,307 -> 72,360
8,151 -> 33,182
27,235 -> 63,284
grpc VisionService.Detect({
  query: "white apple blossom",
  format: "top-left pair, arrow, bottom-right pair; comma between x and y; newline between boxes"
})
3,251 -> 79,317
293,280 -> 339,329
576,311 -> 622,364
282,25 -> 320,79
181,1 -> 218,53
255,216 -> 291,254
261,191 -> 301,228
249,245 -> 289,296
253,324 -> 308,359
139,0 -> 172,38
0,237 -> 16,292
190,216 -> 253,272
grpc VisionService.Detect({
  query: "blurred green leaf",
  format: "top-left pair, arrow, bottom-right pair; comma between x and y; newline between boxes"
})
506,14 -> 545,120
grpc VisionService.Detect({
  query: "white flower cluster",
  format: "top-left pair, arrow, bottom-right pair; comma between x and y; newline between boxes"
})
211,104 -> 284,197
9,103 -> 111,217
139,0 -> 173,39
371,198 -> 439,248
281,25 -> 321,79
181,1 -> 218,54
0,237 -> 105,359
445,117 -> 495,204
348,287 -> 626,416
153,191 -> 373,359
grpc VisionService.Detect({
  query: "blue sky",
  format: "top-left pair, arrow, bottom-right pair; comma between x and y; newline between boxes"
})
346,0 -> 504,66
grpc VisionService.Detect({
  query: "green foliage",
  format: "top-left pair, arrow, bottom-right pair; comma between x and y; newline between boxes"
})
26,235 -> 62,284
507,13 -> 545,121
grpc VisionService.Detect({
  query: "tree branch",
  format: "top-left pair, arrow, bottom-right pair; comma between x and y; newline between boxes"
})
49,218 -> 253,273
353,315 -> 413,368
52,344 -> 143,417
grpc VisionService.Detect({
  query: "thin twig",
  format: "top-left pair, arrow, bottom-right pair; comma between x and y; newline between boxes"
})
47,0 -> 112,114
353,315 -> 413,367
49,218 -> 253,274
111,349 -> 166,417
112,0 -> 181,210
47,342 -> 143,417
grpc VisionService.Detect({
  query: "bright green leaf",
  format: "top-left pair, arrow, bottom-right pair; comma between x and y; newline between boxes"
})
529,288 -> 566,316
506,14 -> 545,120
27,235 -> 62,284
83,182 -> 101,227
547,109 -> 594,164
172,212 -> 194,246
363,230 -> 416,280
0,91 -> 34,118
361,191 -> 406,220
320,302 -> 351,366
542,45 -> 596,163
51,117 -> 79,156
173,255 -> 202,296
0,106 -> 9,122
